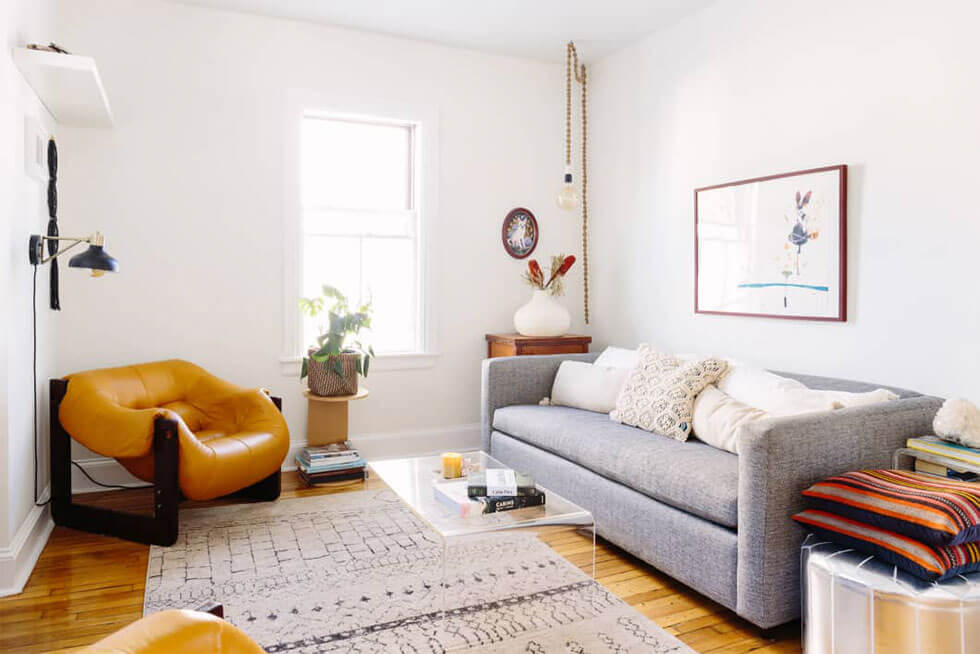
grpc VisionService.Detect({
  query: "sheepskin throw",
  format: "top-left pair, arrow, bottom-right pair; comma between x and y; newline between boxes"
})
934,398 -> 980,449
610,345 -> 728,441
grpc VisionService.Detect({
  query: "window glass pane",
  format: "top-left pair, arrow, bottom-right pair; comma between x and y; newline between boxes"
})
361,238 -> 417,354
299,112 -> 422,357
302,117 -> 411,211
302,235 -> 360,352
302,235 -> 418,355
304,209 -> 415,238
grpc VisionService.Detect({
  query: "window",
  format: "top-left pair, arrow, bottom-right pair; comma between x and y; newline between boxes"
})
300,114 -> 423,355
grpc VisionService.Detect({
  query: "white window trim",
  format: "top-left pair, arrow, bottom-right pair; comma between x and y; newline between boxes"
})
281,89 -> 440,376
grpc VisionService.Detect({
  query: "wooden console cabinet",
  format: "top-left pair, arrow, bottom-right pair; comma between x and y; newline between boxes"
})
485,333 -> 592,358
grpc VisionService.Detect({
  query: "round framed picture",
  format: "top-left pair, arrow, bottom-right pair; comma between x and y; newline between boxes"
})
501,207 -> 538,259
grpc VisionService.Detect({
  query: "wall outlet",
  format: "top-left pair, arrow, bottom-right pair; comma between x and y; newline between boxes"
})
24,116 -> 48,181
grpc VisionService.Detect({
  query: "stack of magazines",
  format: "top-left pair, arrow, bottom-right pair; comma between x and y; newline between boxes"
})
433,469 -> 545,516
295,441 -> 367,485
906,436 -> 979,482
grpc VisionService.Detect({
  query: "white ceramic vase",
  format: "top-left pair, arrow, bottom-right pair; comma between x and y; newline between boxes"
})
514,290 -> 571,337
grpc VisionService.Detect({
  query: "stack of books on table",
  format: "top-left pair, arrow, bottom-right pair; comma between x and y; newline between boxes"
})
906,436 -> 980,482
295,442 -> 367,485
433,469 -> 545,516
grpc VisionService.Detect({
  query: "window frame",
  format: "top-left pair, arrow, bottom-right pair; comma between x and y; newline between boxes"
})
281,89 -> 439,375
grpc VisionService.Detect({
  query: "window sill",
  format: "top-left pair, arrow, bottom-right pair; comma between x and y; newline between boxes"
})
278,352 -> 440,377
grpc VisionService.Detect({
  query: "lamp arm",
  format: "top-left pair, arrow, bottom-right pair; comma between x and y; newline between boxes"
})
28,232 -> 104,266
39,238 -> 87,264
42,235 -> 97,242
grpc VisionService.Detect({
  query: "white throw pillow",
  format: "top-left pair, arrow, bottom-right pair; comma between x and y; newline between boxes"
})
822,388 -> 899,408
610,345 -> 729,441
593,346 -> 639,370
716,364 -> 841,416
549,361 -> 630,414
717,363 -> 899,416
692,385 -> 770,454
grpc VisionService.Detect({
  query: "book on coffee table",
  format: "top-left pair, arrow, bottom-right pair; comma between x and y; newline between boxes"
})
466,470 -> 540,498
435,479 -> 546,515
433,480 -> 484,517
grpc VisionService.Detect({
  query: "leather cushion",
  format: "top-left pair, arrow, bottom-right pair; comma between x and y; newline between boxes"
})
78,609 -> 265,654
60,360 -> 289,500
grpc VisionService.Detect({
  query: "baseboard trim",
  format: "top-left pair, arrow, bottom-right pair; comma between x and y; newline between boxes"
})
0,497 -> 54,598
70,422 -> 482,486
285,422 -> 482,469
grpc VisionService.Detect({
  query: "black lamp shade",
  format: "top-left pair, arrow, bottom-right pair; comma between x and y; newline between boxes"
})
68,244 -> 119,272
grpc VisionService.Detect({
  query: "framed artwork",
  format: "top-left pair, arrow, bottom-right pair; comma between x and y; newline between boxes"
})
501,207 -> 538,259
695,165 -> 847,321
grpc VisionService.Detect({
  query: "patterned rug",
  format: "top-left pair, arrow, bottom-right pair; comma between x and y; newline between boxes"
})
144,490 -> 691,653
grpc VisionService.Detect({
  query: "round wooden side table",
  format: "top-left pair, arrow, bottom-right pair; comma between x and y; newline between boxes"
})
303,387 -> 369,446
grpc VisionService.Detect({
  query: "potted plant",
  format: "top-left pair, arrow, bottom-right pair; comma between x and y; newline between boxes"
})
299,285 -> 374,396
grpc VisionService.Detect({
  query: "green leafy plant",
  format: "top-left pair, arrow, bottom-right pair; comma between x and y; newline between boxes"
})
299,285 -> 375,379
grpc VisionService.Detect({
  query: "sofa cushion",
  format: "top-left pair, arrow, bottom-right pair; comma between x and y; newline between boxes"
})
793,509 -> 980,582
802,470 -> 980,547
492,404 -> 739,528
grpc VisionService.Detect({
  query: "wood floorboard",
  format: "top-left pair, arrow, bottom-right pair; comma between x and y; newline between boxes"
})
0,471 -> 802,653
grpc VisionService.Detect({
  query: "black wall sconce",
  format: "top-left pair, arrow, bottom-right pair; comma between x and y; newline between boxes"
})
28,231 -> 119,277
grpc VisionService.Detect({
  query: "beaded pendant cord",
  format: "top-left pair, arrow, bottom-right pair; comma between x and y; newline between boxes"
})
565,42 -> 589,324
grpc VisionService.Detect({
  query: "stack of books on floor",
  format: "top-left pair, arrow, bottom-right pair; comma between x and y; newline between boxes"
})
906,436 -> 979,482
295,441 -> 367,485
433,469 -> 545,516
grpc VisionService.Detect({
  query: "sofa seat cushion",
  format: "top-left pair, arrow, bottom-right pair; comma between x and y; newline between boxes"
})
492,405 -> 739,528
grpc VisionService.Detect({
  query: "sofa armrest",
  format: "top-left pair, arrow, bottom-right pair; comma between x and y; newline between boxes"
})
480,352 -> 599,452
735,395 -> 943,628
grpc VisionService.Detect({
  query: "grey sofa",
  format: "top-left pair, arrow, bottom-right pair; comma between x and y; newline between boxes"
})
481,352 -> 943,629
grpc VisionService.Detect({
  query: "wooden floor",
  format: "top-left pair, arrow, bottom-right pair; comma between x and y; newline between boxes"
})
0,472 -> 801,653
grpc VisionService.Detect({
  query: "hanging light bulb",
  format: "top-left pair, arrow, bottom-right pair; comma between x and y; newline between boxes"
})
556,165 -> 579,210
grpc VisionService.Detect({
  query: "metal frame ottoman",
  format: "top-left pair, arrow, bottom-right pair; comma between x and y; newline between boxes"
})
802,533 -> 980,653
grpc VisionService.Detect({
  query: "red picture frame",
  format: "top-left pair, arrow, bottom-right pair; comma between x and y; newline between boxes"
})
694,164 -> 847,322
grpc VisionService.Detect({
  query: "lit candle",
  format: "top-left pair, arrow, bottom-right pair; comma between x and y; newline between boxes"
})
441,452 -> 462,479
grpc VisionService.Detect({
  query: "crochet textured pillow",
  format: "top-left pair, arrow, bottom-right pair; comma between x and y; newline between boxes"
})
610,344 -> 729,441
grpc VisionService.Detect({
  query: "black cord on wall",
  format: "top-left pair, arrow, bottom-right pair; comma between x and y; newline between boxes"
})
33,265 -> 49,506
32,264 -> 143,505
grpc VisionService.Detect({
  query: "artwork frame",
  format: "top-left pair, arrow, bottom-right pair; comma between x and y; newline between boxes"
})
695,165 -> 847,322
501,207 -> 538,259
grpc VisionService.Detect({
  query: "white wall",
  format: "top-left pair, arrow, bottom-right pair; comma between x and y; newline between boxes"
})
54,0 -> 580,463
589,0 -> 980,399
1,0 -> 58,595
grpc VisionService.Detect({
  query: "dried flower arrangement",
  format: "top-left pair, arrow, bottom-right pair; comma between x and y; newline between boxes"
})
522,254 -> 576,296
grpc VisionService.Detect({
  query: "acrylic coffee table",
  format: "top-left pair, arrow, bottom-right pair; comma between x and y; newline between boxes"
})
369,450 -> 596,618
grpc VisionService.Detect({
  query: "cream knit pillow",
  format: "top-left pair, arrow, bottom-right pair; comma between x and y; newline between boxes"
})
610,345 -> 729,441
692,385 -> 770,453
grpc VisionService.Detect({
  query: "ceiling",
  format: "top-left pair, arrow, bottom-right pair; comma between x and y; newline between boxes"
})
169,0 -> 715,62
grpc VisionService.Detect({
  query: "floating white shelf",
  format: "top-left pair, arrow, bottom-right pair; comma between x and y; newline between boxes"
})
12,47 -> 113,128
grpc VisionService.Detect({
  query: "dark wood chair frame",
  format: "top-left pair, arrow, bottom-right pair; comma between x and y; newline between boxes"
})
49,378 -> 284,547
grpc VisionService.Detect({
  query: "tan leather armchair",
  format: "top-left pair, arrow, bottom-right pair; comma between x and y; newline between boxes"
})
78,609 -> 265,654
51,360 -> 289,545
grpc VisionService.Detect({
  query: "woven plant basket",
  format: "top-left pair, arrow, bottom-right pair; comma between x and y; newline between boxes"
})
307,351 -> 359,397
